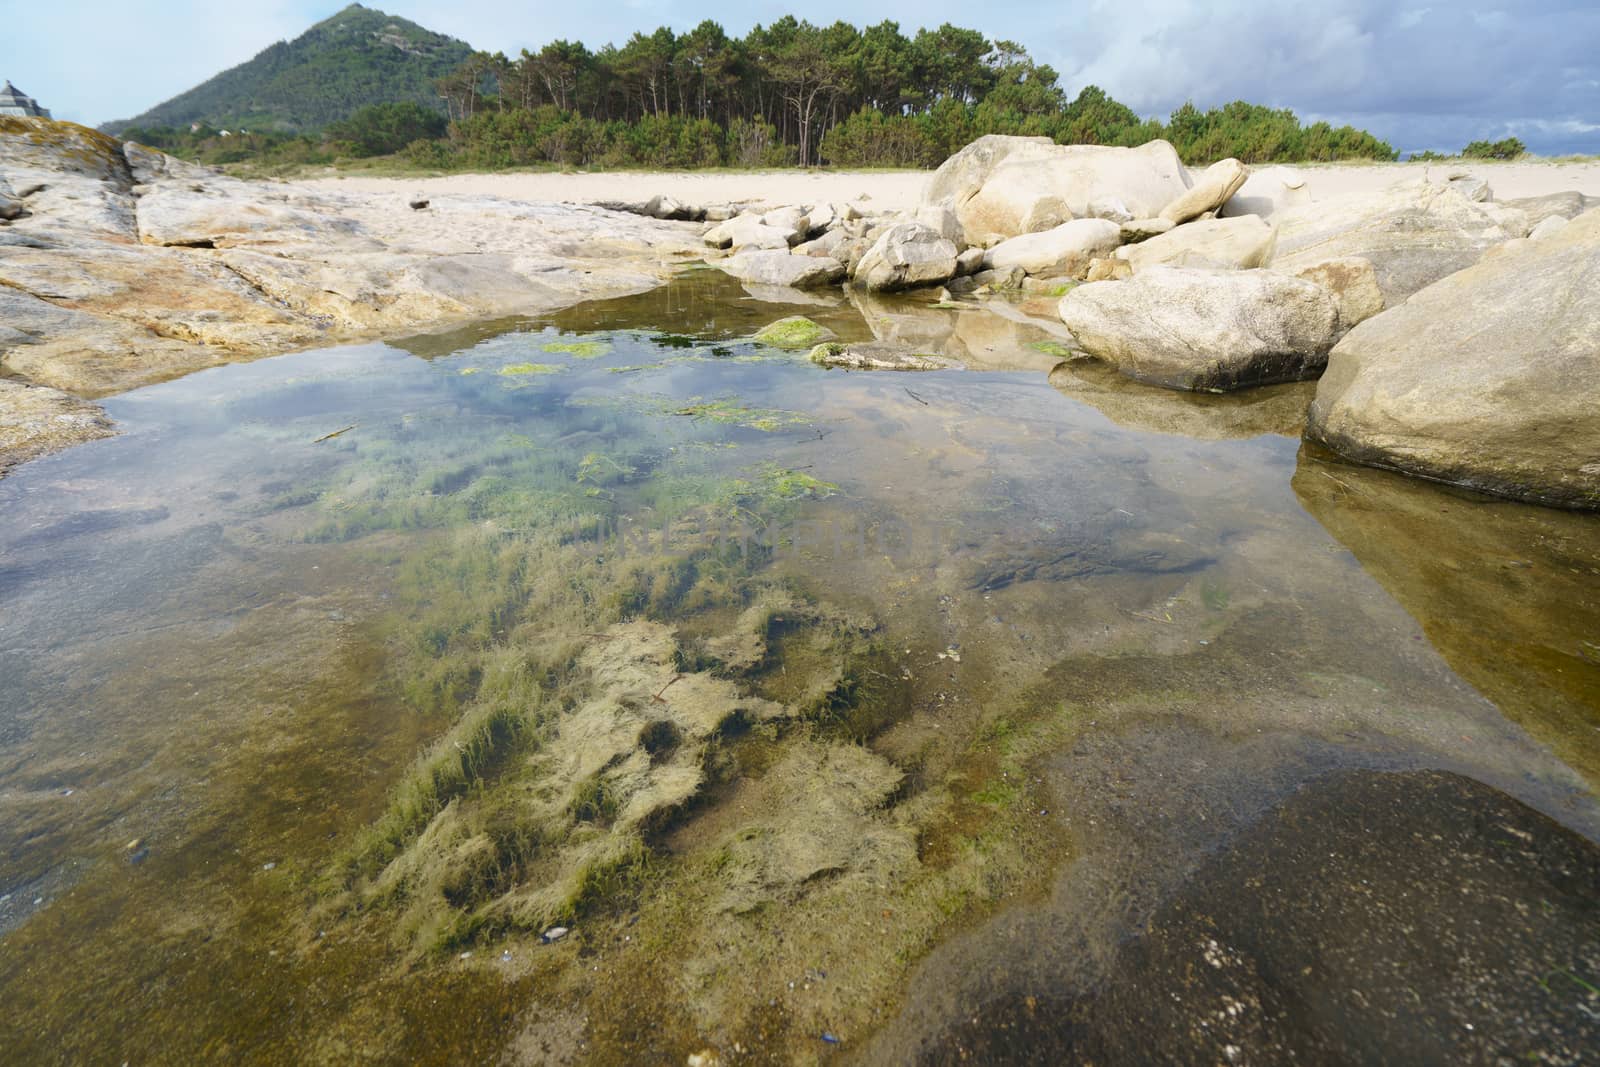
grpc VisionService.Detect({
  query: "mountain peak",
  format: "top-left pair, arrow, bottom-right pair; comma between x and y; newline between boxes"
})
103,6 -> 473,134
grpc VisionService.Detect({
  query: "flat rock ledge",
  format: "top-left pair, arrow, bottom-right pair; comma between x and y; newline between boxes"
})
0,379 -> 117,475
0,116 -> 707,474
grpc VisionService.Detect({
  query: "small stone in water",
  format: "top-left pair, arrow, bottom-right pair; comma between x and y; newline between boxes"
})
541,926 -> 569,943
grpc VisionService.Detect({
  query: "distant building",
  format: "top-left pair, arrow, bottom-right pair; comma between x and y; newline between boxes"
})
0,81 -> 51,118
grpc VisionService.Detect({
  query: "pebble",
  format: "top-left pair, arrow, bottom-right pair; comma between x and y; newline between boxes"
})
261,862 -> 276,871
541,926 -> 569,943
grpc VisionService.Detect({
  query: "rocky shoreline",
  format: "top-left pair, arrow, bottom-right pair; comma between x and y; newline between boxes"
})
0,115 -> 706,463
3,117 -> 1597,509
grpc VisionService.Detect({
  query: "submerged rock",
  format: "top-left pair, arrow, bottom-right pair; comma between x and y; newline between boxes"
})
1306,207 -> 1600,509
877,768 -> 1600,1065
1059,267 -> 1340,391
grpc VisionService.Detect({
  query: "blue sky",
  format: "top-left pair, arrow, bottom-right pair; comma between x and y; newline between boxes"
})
2,0 -> 1596,155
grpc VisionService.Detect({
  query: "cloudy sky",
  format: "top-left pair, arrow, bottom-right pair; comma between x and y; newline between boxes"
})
4,0 -> 1596,155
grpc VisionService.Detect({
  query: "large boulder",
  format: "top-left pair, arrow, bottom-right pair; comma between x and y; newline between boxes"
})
1058,267 -> 1341,391
944,140 -> 1190,246
1116,215 -> 1277,273
1501,191 -> 1597,230
1305,208 -> 1600,510
922,134 -> 1058,210
984,219 -> 1121,277
705,214 -> 791,251
1219,166 -> 1309,220
854,223 -> 958,292
1269,180 -> 1520,307
718,251 -> 845,290
1160,158 -> 1248,224
1292,257 -> 1385,333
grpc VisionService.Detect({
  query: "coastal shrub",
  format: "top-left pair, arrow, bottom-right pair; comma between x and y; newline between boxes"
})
328,101 -> 448,157
1463,137 -> 1526,160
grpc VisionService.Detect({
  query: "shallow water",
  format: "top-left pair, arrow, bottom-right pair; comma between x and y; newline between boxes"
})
1,272 -> 1597,1064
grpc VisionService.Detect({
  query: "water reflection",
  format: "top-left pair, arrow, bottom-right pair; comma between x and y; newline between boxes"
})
1295,445 -> 1600,786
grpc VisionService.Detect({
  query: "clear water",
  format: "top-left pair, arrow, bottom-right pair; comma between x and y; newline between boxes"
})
1,272 -> 1596,1063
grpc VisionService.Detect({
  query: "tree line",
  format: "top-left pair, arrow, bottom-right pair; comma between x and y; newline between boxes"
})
123,17 -> 1409,170
424,18 -> 1397,168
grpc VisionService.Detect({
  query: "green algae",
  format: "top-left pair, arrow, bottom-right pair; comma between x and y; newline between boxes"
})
671,397 -> 812,432
543,340 -> 611,359
752,316 -> 836,350
498,362 -> 564,376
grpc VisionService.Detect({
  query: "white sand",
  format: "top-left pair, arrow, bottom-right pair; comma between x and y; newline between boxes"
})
295,159 -> 1600,214
295,169 -> 932,212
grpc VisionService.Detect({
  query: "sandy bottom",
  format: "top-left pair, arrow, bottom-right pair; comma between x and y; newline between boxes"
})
295,159 -> 1600,213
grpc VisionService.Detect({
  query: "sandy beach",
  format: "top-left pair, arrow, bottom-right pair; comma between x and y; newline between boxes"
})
296,158 -> 1600,212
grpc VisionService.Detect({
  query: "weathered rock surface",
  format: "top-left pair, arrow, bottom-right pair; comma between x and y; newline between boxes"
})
1292,256 -> 1385,332
0,378 -> 117,475
1119,217 -> 1174,242
1269,180 -> 1520,306
854,223 -> 958,292
921,134 -> 1058,212
1502,190 -> 1596,229
1219,165 -> 1309,220
718,251 -> 845,289
705,214 -> 792,251
932,140 -> 1189,246
1059,267 -> 1341,391
1084,257 -> 1133,282
1528,215 -> 1569,240
1116,215 -> 1276,273
984,219 -> 1121,277
0,116 -> 706,472
808,341 -> 961,371
1160,158 -> 1249,224
1306,208 -> 1600,509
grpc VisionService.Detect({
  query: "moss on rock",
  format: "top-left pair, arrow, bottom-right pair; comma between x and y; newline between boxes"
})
752,316 -> 837,350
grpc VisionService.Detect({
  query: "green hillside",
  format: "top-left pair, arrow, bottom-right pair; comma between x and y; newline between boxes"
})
102,4 -> 472,134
